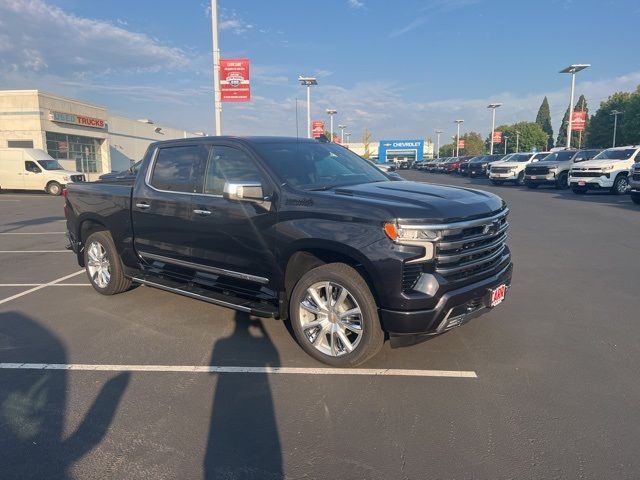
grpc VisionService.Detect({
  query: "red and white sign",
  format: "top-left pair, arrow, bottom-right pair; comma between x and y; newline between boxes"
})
492,131 -> 503,143
220,58 -> 250,102
312,120 -> 325,138
571,111 -> 587,131
458,139 -> 465,149
490,284 -> 507,307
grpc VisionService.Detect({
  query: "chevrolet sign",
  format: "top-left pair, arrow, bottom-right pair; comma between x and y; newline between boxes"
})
378,139 -> 425,164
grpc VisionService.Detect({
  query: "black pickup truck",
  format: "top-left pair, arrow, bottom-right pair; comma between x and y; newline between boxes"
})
65,137 -> 513,366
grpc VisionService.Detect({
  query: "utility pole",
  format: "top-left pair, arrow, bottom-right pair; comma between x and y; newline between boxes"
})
338,124 -> 347,143
487,103 -> 502,155
560,64 -> 590,149
435,129 -> 443,158
515,130 -> 520,152
610,110 -> 623,147
454,120 -> 464,156
299,76 -> 318,138
210,0 -> 222,135
326,109 -> 337,142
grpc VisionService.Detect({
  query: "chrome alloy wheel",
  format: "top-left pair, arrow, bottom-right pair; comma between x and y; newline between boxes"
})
616,176 -> 629,194
299,281 -> 363,357
86,241 -> 111,288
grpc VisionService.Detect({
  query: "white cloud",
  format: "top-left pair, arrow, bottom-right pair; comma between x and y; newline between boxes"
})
0,0 -> 189,76
390,0 -> 481,37
348,0 -> 365,8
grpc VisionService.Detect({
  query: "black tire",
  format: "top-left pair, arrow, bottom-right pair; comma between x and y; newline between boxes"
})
83,230 -> 131,295
491,180 -> 503,186
289,263 -> 384,367
631,192 -> 640,205
572,188 -> 587,194
526,184 -> 538,189
611,174 -> 629,195
516,171 -> 525,186
556,172 -> 568,189
46,181 -> 62,196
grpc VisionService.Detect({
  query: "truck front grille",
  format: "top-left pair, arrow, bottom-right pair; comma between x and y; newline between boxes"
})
490,167 -> 510,174
402,263 -> 423,292
434,210 -> 509,283
571,171 -> 602,178
526,166 -> 549,175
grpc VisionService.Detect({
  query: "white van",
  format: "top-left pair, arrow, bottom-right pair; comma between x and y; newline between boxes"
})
0,148 -> 85,195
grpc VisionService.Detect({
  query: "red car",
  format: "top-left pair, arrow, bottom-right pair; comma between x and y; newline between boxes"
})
445,156 -> 472,173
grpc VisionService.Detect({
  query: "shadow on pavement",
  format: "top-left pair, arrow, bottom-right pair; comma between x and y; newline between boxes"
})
204,312 -> 283,480
0,215 -> 65,233
0,311 -> 130,479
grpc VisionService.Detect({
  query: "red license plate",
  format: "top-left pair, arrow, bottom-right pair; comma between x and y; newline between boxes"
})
490,284 -> 507,307
578,181 -> 586,186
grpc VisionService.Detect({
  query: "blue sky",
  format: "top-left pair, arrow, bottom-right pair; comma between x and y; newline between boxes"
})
1,0 -> 639,142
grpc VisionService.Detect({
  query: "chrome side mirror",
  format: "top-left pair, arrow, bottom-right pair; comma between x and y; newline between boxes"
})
223,182 -> 264,202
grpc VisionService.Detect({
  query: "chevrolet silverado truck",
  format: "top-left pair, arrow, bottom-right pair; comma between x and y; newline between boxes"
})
489,152 -> 550,186
629,161 -> 640,205
568,146 -> 640,195
65,137 -> 513,366
524,149 -> 601,189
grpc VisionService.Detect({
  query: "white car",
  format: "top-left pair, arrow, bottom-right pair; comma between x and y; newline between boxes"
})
489,152 -> 550,186
568,146 -> 640,195
0,148 -> 85,195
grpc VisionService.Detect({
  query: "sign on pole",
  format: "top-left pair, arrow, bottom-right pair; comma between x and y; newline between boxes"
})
571,111 -> 586,131
458,139 -> 465,149
312,120 -> 325,138
220,58 -> 250,102
492,131 -> 503,143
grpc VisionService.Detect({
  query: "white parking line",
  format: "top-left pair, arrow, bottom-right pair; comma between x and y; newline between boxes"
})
0,270 -> 85,306
0,250 -> 70,253
0,283 -> 89,287
0,232 -> 65,235
0,363 -> 478,378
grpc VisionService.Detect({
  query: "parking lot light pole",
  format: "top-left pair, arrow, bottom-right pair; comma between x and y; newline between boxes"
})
504,136 -> 509,154
454,120 -> 464,156
210,0 -> 222,135
345,132 -> 351,144
298,76 -> 318,138
560,64 -> 590,149
435,129 -> 443,158
610,110 -> 623,147
487,103 -> 502,155
326,109 -> 337,142
515,130 -> 520,152
338,124 -> 347,143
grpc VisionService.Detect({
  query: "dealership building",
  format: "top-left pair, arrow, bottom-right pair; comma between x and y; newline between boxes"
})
0,90 -> 203,179
348,139 -> 434,161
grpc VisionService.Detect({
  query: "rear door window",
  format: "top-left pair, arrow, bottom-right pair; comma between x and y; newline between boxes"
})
150,145 -> 209,193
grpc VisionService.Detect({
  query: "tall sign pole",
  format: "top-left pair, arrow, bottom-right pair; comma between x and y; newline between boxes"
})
211,0 -> 222,135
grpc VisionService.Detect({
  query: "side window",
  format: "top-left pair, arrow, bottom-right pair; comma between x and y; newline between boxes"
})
25,161 -> 41,173
204,146 -> 263,195
150,145 -> 209,193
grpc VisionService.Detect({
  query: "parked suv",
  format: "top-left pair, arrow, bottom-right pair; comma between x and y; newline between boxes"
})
568,146 -> 640,194
489,152 -> 550,185
524,149 -> 601,189
64,137 -> 513,366
469,154 -> 504,178
630,162 -> 640,204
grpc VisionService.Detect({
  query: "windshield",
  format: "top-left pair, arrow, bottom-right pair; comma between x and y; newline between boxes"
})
469,156 -> 487,163
37,159 -> 64,170
541,151 -> 575,162
593,148 -> 636,160
506,154 -> 532,162
252,141 -> 389,191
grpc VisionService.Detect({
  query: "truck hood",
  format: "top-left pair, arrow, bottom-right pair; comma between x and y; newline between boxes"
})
48,169 -> 83,176
573,159 -> 632,169
532,160 -> 570,169
330,181 -> 504,223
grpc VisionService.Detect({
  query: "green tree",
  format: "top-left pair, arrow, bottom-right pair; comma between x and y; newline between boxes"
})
487,122 -> 549,154
556,106 -> 570,147
535,97 -> 554,150
586,86 -> 640,148
439,143 -> 456,157
460,131 -> 484,155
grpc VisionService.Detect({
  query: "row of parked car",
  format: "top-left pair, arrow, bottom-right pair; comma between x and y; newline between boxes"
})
414,146 -> 640,203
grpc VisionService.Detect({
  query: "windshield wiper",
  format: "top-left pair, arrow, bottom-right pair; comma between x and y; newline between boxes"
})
306,184 -> 339,191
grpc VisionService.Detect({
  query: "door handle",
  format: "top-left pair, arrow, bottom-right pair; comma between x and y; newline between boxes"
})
136,203 -> 151,209
193,209 -> 212,216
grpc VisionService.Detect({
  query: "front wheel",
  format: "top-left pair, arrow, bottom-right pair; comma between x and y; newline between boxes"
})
516,171 -> 525,186
289,263 -> 384,367
611,175 -> 629,195
84,231 -> 131,295
556,172 -> 568,189
46,181 -> 62,196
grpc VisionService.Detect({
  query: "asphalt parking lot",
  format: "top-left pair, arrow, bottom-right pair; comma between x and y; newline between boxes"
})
1,175 -> 639,480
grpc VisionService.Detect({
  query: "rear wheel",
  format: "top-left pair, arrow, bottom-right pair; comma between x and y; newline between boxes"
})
289,263 -> 384,367
556,172 -> 568,189
46,181 -> 62,196
84,231 -> 131,295
611,174 -> 629,195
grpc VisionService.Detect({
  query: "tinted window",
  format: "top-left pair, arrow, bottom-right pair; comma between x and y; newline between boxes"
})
150,145 -> 209,193
594,148 -> 636,160
542,151 -> 575,162
25,161 -> 41,173
205,146 -> 263,195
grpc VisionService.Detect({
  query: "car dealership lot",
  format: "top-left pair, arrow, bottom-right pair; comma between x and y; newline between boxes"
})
1,179 -> 639,479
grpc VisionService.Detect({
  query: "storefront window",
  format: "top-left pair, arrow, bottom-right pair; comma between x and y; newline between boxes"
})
46,132 -> 103,172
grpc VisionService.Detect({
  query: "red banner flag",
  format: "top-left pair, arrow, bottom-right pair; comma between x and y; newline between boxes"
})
312,120 -> 325,138
220,58 -> 250,102
492,131 -> 503,143
571,111 -> 586,131
458,139 -> 465,149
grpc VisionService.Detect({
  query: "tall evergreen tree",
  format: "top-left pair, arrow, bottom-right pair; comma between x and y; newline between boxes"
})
535,97 -> 554,150
556,106 -> 570,147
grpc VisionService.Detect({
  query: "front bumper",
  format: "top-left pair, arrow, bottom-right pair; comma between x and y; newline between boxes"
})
525,173 -> 557,185
569,174 -> 613,189
489,171 -> 518,180
380,262 -> 513,336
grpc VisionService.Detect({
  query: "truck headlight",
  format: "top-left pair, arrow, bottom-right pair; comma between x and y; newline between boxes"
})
383,223 -> 437,261
62,175 -> 70,181
601,165 -> 614,172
